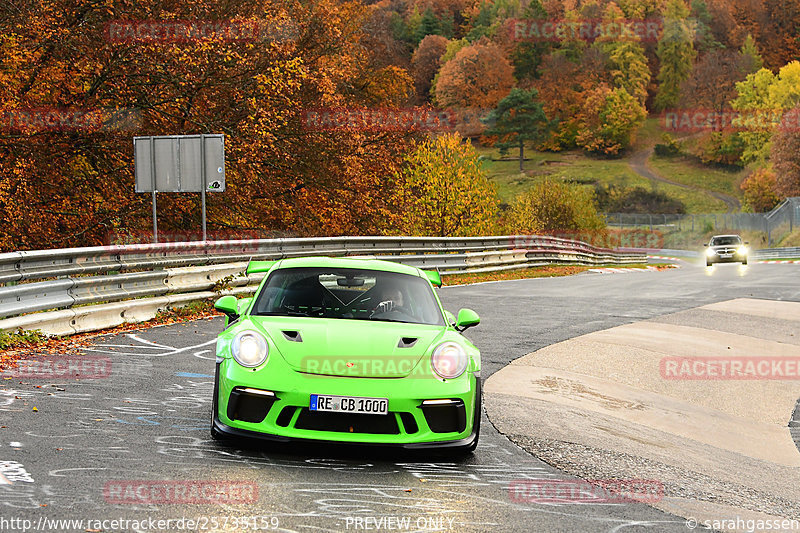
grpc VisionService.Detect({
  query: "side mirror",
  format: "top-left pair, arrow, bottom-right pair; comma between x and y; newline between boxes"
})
237,297 -> 253,316
744,241 -> 750,245
215,295 -> 239,324
455,308 -> 480,332
703,243 -> 708,246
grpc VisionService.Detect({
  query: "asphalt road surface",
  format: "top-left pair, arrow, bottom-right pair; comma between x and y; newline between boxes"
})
1,260 -> 797,533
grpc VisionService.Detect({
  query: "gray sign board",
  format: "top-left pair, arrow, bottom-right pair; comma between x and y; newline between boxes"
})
134,134 -> 225,192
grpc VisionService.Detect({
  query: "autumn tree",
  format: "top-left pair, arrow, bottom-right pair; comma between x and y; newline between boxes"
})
411,35 -> 448,102
654,0 -> 697,110
429,37 -> 469,100
0,0 -> 424,251
740,34 -> 763,71
732,61 -> 800,163
758,0 -> 800,69
390,134 -> 499,237
505,178 -> 606,234
434,41 -> 515,135
690,0 -> 722,51
434,40 -> 514,109
509,0 -> 551,81
576,85 -> 647,155
535,48 -> 611,149
740,167 -> 781,212
616,0 -> 668,19
682,50 -> 752,118
770,108 -> 800,198
482,88 -> 553,171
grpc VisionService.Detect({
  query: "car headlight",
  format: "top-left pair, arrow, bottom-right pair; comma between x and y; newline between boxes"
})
231,330 -> 269,368
738,246 -> 748,255
706,248 -> 716,257
431,342 -> 468,379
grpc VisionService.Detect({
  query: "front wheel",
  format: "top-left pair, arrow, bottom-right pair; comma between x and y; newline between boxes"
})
742,258 -> 748,265
706,260 -> 713,267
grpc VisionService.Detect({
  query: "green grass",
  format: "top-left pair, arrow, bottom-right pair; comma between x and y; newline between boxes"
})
442,263 -> 654,286
477,116 -> 749,214
775,229 -> 800,248
0,329 -> 45,350
646,180 -> 728,213
478,144 -> 728,213
632,117 -> 667,150
648,155 -> 747,199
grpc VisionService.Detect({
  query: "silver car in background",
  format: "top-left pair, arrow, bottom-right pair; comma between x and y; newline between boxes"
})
704,235 -> 748,266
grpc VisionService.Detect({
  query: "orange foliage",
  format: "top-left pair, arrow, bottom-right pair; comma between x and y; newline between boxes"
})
740,167 -> 781,212
0,0 -> 424,251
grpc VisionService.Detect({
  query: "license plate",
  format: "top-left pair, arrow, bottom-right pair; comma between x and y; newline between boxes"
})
720,253 -> 733,258
310,394 -> 388,415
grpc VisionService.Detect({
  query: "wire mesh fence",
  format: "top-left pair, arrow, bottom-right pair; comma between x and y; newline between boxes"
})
605,197 -> 800,248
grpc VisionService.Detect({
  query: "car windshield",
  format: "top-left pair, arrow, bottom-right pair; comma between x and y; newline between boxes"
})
711,236 -> 742,246
251,267 -> 444,326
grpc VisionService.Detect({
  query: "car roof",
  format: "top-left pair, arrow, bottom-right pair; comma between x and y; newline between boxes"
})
710,234 -> 741,239
271,256 -> 426,277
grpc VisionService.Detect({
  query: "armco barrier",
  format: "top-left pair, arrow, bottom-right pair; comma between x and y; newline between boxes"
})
0,235 -> 645,336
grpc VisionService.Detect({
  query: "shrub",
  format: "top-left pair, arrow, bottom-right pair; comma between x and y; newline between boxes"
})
506,178 -> 606,233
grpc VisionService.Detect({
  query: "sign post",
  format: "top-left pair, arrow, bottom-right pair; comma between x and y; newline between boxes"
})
134,134 -> 225,243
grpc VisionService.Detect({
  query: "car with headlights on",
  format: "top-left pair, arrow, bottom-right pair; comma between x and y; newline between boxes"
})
704,234 -> 748,266
210,256 -> 481,453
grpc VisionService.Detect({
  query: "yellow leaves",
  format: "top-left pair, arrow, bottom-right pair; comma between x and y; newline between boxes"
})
391,133 -> 499,237
506,178 -> 605,234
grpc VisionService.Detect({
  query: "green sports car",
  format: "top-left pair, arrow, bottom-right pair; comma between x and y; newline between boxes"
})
211,256 -> 482,452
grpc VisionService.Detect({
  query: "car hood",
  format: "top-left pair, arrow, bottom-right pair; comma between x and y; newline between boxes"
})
249,317 -> 445,377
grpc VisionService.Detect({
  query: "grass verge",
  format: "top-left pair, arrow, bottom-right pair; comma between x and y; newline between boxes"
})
442,263 -> 670,286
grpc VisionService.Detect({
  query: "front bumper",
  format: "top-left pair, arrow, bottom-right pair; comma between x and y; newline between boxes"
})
708,253 -> 747,263
213,357 -> 480,448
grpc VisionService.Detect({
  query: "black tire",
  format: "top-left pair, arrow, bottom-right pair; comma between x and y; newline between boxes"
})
706,260 -> 713,267
742,258 -> 748,265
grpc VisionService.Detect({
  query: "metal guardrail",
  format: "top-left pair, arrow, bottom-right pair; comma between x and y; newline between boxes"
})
752,247 -> 800,259
0,235 -> 645,336
633,247 -> 800,260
